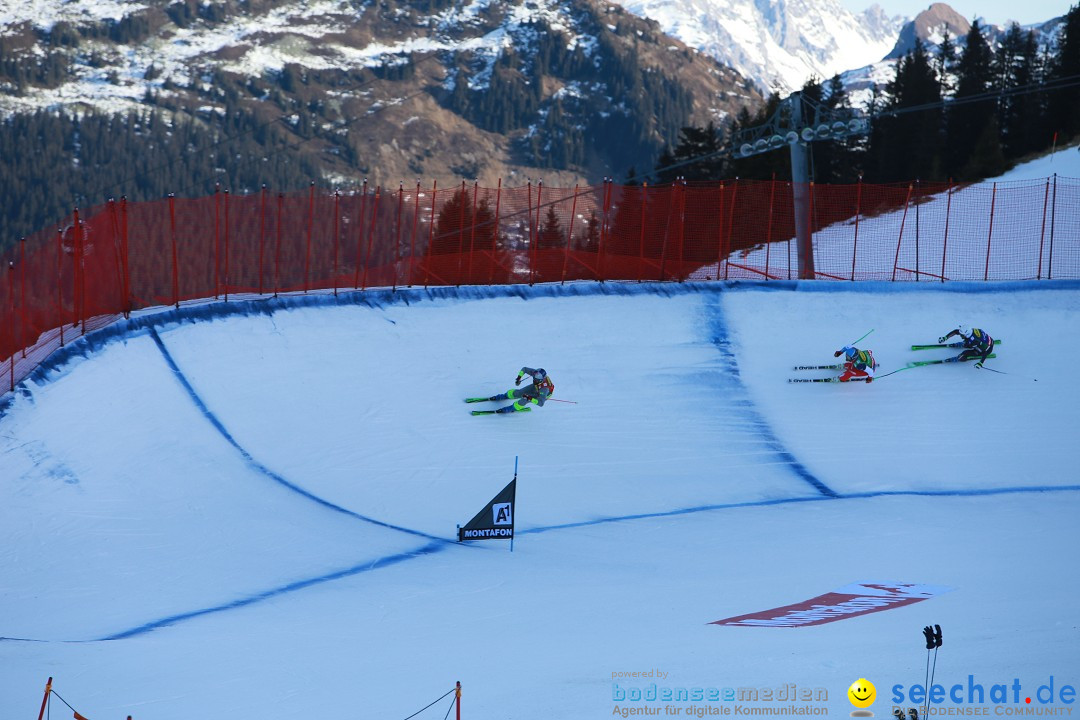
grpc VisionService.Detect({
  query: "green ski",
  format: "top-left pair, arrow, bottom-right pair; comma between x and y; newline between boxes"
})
907,353 -> 997,368
465,397 -> 494,403
912,340 -> 1003,350
471,408 -> 530,416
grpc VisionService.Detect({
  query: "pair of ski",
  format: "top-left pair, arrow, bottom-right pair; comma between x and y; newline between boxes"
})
464,396 -> 530,416
907,339 -> 1002,368
911,339 -> 1003,351
788,365 -> 870,384
907,353 -> 996,368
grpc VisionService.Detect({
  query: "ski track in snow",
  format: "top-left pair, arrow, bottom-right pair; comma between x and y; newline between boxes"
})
4,282 -> 1079,648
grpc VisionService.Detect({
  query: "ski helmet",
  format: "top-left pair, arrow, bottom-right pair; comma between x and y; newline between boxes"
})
843,346 -> 858,360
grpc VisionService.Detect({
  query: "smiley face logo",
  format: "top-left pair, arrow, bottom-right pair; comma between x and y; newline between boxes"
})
848,678 -> 876,712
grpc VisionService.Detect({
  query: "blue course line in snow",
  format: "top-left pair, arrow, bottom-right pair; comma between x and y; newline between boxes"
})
704,297 -> 839,498
97,541 -> 446,641
519,483 -> 1080,535
146,327 -> 446,543
8,483 -> 1078,644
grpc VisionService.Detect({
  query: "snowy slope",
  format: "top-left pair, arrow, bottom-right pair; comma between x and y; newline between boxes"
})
1,280 -> 1079,720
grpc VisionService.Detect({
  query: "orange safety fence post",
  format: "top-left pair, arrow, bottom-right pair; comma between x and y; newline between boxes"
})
394,182 -> 404,292
456,179 -> 467,285
764,174 -> 776,280
223,189 -> 230,302
274,193 -> 284,297
362,187 -> 380,290
1037,176 -> 1050,280
36,677 -> 52,720
18,237 -> 27,357
258,185 -> 267,295
426,180 -> 437,288
456,681 -> 462,720
562,184 -> 579,284
305,181 -> 315,293
409,181 -> 421,287
891,183 -> 913,282
107,201 -> 121,314
169,193 -> 179,307
333,190 -> 341,296
531,180 -> 543,286
637,182 -> 648,283
7,260 -> 14,392
73,207 -> 85,334
940,179 -> 953,282
354,180 -> 368,290
467,180 -> 479,283
598,178 -> 611,281
677,178 -> 686,280
984,182 -> 997,282
56,228 -> 64,347
488,178 -> 501,285
723,179 -> 738,281
213,184 -> 220,298
121,196 -> 130,315
715,182 -> 725,281
851,176 -> 863,281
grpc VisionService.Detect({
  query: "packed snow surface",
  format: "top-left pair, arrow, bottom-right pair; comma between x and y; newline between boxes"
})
1,278 -> 1078,720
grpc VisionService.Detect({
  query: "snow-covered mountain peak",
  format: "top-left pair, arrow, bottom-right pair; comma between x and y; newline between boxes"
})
609,0 -> 905,93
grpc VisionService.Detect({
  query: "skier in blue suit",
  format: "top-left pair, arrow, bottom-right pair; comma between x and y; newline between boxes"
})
939,327 -> 994,367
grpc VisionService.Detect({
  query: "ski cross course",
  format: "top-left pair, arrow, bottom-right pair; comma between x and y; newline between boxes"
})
1,280 -> 1078,719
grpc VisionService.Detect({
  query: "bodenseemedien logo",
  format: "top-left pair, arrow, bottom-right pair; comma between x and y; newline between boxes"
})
849,678 -> 877,717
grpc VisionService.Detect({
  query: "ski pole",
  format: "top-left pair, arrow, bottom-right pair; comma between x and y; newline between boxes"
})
875,365 -> 916,380
548,398 -> 577,404
976,365 -> 1037,381
922,626 -> 934,717
926,625 -> 943,716
849,328 -> 874,346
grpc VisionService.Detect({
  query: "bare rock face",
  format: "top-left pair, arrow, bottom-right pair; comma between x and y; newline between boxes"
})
885,3 -> 972,59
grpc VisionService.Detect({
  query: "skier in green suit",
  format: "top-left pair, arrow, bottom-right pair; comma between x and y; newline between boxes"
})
488,367 -> 555,413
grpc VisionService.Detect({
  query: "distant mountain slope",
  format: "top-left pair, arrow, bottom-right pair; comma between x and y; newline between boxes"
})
0,0 -> 763,183
608,0 -> 904,93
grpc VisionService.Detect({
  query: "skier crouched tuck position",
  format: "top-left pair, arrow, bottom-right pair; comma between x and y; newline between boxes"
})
939,327 -> 995,367
834,345 -> 878,382
471,367 -> 555,414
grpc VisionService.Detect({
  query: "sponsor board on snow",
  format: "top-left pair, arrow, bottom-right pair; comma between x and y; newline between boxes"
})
711,583 -> 953,628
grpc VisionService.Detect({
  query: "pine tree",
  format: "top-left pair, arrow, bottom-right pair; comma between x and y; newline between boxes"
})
576,210 -> 601,251
538,204 -> 564,250
937,30 -> 957,95
866,39 -> 943,182
1047,4 -> 1080,141
995,23 -> 1045,159
431,187 -> 496,254
946,21 -> 1000,179
654,122 -> 725,184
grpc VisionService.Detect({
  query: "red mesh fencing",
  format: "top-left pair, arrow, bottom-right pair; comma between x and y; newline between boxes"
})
3,175 -> 1079,391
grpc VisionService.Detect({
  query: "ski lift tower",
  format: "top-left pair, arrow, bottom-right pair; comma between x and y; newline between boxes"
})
732,92 -> 869,279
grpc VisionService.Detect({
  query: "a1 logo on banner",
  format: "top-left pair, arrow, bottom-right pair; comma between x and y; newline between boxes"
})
493,502 -> 513,526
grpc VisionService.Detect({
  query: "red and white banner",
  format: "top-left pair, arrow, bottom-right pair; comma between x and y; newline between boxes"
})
712,583 -> 953,628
